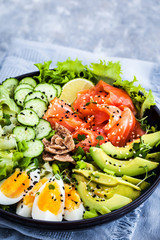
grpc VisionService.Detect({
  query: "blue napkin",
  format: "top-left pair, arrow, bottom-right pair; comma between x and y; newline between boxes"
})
0,38 -> 159,240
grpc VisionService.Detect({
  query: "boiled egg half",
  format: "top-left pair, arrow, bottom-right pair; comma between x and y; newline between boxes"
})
0,169 -> 31,205
64,184 -> 85,221
32,176 -> 65,221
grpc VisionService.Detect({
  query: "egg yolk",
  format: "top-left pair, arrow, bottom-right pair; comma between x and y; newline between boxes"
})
23,177 -> 48,207
64,184 -> 81,211
0,169 -> 31,198
37,181 -> 63,215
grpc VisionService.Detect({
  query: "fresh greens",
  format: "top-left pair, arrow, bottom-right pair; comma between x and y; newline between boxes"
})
0,86 -> 20,114
90,60 -> 122,82
0,151 -> 15,180
140,90 -> 155,118
133,137 -> 152,158
34,59 -> 93,85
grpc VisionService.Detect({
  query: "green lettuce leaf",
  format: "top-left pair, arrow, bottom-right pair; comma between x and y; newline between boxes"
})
34,60 -> 52,83
0,86 -> 20,114
0,151 -> 14,180
34,58 -> 92,84
140,89 -> 156,118
90,60 -> 122,82
0,135 -> 17,150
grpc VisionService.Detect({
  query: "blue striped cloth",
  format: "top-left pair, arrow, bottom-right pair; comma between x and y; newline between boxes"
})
0,38 -> 159,240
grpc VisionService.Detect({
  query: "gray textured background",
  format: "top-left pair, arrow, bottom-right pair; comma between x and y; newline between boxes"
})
0,0 -> 160,239
0,0 -> 160,62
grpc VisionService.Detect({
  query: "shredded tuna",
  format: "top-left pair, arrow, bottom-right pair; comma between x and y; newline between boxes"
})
42,123 -> 75,163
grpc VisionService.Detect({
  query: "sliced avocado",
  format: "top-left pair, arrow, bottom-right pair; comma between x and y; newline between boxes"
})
146,152 -> 160,162
73,169 -> 141,190
85,162 -> 98,171
75,174 -> 132,213
94,184 -> 141,200
122,175 -> 150,190
101,141 -> 134,159
73,169 -> 119,186
84,179 -> 141,200
75,174 -> 140,200
101,131 -> 160,159
89,147 -> 159,177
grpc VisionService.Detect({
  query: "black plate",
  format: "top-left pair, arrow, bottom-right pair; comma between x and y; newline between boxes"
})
0,71 -> 160,230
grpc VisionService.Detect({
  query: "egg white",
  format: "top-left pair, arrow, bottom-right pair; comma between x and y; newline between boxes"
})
0,178 -> 24,205
32,176 -> 65,221
64,202 -> 85,221
0,169 -> 40,206
16,169 -> 41,217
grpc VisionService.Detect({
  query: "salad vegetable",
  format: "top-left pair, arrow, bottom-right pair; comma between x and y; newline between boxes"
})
0,58 -> 159,221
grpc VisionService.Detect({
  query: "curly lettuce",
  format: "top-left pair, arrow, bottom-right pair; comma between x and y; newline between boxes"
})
0,86 -> 20,114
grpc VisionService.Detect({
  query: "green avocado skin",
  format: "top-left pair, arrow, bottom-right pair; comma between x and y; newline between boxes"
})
100,131 -> 160,159
74,174 -> 132,213
146,152 -> 160,162
89,147 -> 159,177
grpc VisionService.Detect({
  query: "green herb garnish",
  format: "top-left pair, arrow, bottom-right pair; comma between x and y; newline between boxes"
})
48,184 -> 55,190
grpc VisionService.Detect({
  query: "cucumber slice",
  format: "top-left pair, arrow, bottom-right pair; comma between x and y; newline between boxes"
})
34,83 -> 57,102
2,78 -> 19,98
13,126 -> 35,142
17,109 -> 39,126
19,77 -> 37,88
24,91 -> 48,104
15,83 -> 33,93
24,99 -> 47,118
14,88 -> 33,106
52,84 -> 62,97
35,119 -> 52,139
23,140 -> 44,158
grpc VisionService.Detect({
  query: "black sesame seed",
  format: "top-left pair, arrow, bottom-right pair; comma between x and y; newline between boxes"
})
34,180 -> 38,185
68,194 -> 71,197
